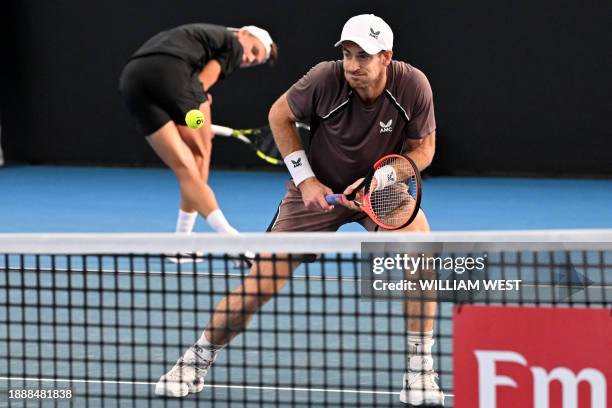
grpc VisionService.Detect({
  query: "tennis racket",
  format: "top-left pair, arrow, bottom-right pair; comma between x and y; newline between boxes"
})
212,122 -> 310,165
325,154 -> 422,230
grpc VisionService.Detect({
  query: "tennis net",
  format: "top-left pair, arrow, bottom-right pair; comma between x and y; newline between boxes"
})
1,230 -> 610,407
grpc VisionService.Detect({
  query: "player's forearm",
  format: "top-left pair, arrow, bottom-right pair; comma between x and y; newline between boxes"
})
268,94 -> 303,157
407,149 -> 433,171
270,93 -> 319,188
405,131 -> 436,171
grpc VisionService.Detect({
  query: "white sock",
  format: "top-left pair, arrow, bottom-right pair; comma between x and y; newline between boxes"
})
407,330 -> 434,371
175,210 -> 197,234
206,209 -> 238,234
407,330 -> 434,356
182,332 -> 224,363
197,332 -> 224,351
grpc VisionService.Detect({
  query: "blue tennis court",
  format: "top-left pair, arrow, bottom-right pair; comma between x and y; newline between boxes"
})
1,165 -> 611,232
1,166 -> 611,407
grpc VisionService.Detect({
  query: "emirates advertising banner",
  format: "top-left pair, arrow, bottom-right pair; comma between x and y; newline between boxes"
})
453,305 -> 610,408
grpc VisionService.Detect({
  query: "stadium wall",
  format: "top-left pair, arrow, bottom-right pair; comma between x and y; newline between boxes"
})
2,0 -> 610,176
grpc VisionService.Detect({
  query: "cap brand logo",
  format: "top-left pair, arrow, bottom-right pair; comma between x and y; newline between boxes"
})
369,28 -> 380,39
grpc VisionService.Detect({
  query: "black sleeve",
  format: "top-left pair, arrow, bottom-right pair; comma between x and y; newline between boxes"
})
212,35 -> 243,80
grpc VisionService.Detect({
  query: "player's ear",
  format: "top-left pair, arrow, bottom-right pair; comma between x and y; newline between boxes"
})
380,50 -> 393,65
267,43 -> 279,66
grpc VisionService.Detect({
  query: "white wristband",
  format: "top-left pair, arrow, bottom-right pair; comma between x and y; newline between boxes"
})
373,165 -> 397,191
284,150 -> 315,187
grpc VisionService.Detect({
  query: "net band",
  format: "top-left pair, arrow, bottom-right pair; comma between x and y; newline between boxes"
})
1,230 -> 611,254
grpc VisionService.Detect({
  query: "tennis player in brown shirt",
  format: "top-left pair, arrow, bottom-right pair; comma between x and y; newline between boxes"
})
155,14 -> 444,406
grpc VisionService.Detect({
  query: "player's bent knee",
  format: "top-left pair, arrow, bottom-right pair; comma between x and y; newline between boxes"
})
239,276 -> 289,307
200,139 -> 213,156
253,273 -> 291,293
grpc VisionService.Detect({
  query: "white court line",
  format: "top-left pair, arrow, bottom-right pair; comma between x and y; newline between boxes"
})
0,376 -> 153,387
0,376 -> 454,397
3,266 -> 362,282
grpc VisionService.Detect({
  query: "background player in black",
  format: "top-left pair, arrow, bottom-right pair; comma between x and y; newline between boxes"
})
120,24 -> 277,246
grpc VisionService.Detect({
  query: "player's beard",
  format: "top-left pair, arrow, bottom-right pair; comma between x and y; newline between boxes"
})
345,72 -> 371,89
345,69 -> 384,90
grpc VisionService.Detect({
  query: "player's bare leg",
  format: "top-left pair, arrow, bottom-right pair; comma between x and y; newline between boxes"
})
392,210 -> 445,406
148,107 -> 244,265
169,102 -> 213,237
156,255 -> 300,397
174,102 -> 247,250
146,121 -> 220,219
176,102 -> 215,202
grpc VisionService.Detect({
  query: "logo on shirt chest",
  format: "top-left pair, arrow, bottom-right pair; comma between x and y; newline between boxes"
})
379,119 -> 393,133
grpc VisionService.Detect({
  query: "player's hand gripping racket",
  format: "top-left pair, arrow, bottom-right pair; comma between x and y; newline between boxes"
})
211,122 -> 310,166
325,154 -> 422,230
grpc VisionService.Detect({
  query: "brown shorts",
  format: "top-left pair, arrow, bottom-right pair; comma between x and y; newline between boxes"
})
267,181 -> 379,232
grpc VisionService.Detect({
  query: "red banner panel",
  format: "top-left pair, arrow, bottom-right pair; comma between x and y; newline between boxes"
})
454,305 -> 610,408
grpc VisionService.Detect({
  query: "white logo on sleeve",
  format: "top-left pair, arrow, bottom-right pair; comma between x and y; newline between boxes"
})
379,119 -> 393,133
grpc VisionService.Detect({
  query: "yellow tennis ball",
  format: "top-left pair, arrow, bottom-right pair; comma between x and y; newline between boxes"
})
185,109 -> 205,129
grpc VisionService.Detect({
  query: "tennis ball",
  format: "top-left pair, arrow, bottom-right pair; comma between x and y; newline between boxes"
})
185,109 -> 205,129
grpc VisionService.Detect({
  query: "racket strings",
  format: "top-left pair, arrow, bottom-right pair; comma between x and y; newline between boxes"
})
369,157 -> 418,227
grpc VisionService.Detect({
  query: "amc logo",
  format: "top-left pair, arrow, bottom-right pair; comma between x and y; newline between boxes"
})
475,350 -> 606,408
454,306 -> 610,408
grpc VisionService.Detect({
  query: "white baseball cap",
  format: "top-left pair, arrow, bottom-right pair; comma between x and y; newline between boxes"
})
334,14 -> 393,54
241,25 -> 274,60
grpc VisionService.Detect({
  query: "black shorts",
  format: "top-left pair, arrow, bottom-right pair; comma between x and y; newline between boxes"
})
118,55 -> 207,135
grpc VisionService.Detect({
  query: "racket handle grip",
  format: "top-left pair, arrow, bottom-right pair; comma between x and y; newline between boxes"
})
325,194 -> 343,205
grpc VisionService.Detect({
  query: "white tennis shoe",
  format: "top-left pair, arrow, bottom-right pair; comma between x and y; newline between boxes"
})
166,252 -> 254,268
165,252 -> 205,264
232,251 -> 255,269
155,345 -> 217,397
400,356 -> 445,406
